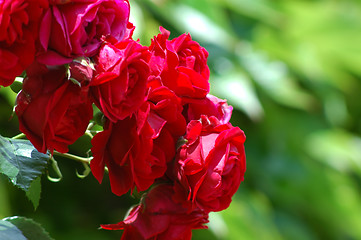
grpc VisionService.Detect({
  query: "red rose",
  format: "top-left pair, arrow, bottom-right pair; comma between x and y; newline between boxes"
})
184,94 -> 233,124
0,0 -> 48,87
15,62 -> 93,153
147,76 -> 187,132
90,104 -> 167,196
149,27 -> 210,99
37,0 -> 130,65
90,38 -> 150,122
101,184 -> 209,240
123,21 -> 135,40
168,28 -> 210,81
146,76 -> 188,163
173,115 -> 246,212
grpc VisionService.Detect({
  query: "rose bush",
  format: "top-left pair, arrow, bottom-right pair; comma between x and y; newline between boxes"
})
0,0 -> 48,87
173,115 -> 246,212
101,184 -> 209,240
15,61 -> 93,153
37,0 -> 130,65
2,0 -> 247,237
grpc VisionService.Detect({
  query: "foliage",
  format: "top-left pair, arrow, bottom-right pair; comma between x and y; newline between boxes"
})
1,216 -> 53,240
0,136 -> 49,209
1,0 -> 361,239
0,219 -> 27,240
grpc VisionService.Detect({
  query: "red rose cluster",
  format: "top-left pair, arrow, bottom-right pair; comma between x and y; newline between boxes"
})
2,0 -> 246,239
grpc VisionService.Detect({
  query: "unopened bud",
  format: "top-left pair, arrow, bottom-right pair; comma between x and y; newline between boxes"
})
68,58 -> 94,86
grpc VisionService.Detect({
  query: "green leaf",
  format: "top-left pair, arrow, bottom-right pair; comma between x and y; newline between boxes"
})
4,216 -> 54,240
0,135 -> 49,209
0,135 -> 49,191
10,77 -> 24,94
25,177 -> 42,209
0,151 -> 19,180
0,219 -> 27,240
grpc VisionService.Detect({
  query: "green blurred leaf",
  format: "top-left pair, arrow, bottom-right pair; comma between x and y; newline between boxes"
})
238,43 -> 315,110
0,219 -> 27,240
179,0 -> 232,33
219,191 -> 283,240
139,0 -> 237,49
224,0 -> 281,25
211,69 -> 263,121
306,129 -> 361,173
254,0 -> 361,91
4,216 -> 54,240
274,211 -> 316,240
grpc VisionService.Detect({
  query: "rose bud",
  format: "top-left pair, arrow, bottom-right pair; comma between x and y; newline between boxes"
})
68,57 -> 94,84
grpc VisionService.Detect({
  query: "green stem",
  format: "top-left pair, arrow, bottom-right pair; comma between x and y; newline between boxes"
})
12,133 -> 26,139
84,122 -> 97,138
47,157 -> 63,182
87,122 -> 96,130
76,162 -> 92,179
53,151 -> 93,164
87,130 -> 101,134
85,130 -> 94,139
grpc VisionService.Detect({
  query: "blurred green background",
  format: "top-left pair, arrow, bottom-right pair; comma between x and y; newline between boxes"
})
1,0 -> 361,239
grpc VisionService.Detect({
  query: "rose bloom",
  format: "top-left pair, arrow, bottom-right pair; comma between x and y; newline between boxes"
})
90,38 -> 150,122
15,62 -> 93,153
101,184 -> 209,240
173,115 -> 246,212
0,0 -> 48,87
148,27 -> 210,99
90,104 -> 167,196
147,77 -> 187,162
37,0 -> 130,65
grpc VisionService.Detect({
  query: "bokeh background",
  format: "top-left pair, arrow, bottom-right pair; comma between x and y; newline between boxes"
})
1,0 -> 361,239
